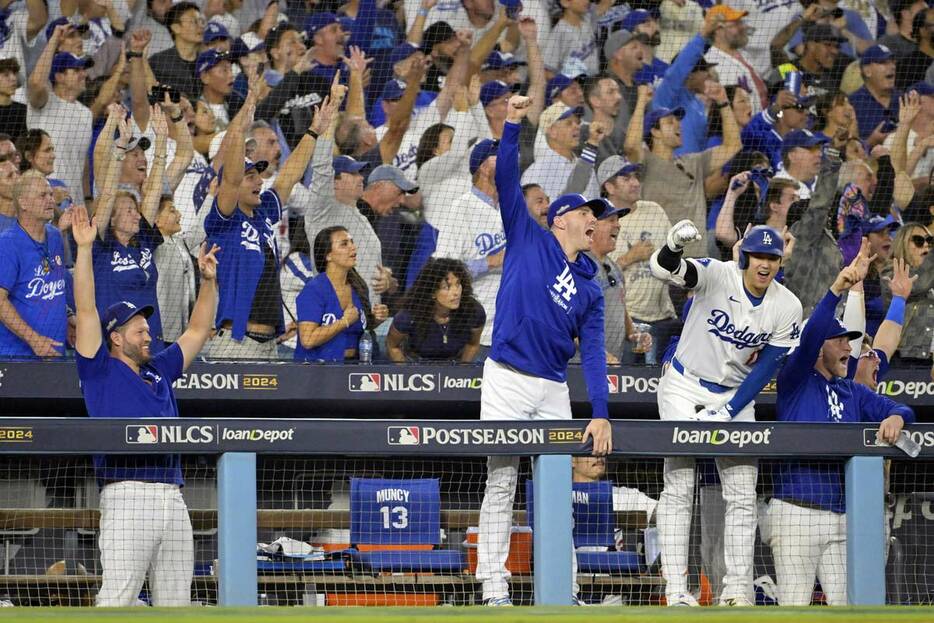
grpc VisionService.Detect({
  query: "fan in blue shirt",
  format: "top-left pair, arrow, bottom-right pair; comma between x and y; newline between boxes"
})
771,241 -> 913,605
0,172 -> 69,358
475,95 -> 612,606
69,196 -> 219,606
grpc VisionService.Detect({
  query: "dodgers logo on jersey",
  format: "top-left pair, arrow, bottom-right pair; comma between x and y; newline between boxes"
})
706,309 -> 773,350
826,386 -> 844,422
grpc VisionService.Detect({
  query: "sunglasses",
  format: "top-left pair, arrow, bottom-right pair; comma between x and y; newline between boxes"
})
602,263 -> 618,288
910,235 -> 934,247
859,349 -> 879,361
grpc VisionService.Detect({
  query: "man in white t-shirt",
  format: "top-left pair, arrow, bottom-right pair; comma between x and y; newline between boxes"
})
432,139 -> 505,348
703,4 -> 769,115
0,0 -> 47,82
27,28 -> 93,200
522,102 -> 598,200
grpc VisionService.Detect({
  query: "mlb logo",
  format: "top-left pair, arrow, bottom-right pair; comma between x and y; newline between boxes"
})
349,373 -> 381,392
387,426 -> 420,445
126,425 -> 158,444
863,428 -> 886,447
606,375 -> 619,394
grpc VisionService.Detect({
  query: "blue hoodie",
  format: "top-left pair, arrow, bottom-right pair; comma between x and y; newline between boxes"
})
491,121 -> 609,418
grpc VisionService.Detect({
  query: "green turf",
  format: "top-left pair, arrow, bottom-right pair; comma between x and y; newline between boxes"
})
2,607 -> 933,622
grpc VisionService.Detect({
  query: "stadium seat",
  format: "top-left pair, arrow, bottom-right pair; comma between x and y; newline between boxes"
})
349,478 -> 464,573
525,479 -> 644,575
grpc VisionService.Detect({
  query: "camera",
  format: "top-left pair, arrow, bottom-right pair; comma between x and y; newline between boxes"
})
148,84 -> 180,105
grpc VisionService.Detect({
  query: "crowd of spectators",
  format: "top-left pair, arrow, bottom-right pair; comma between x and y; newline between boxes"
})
0,0 -> 932,366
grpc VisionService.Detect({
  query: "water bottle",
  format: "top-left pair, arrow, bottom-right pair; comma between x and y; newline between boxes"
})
359,333 -> 373,364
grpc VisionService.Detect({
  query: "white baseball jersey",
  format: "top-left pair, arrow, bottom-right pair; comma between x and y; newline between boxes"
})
674,258 -> 803,387
432,188 -> 505,346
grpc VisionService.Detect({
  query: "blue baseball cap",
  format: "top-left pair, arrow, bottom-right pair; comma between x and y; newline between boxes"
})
333,155 -> 367,174
368,164 -> 418,193
469,139 -> 499,175
305,12 -> 340,37
50,53 -> 93,82
203,21 -> 231,43
498,0 -> 522,8
230,32 -> 265,61
908,81 -> 934,97
480,80 -> 519,107
547,193 -> 611,227
596,155 -> 641,187
483,50 -> 525,71
390,43 -> 420,66
642,106 -> 684,138
621,9 -> 653,32
195,49 -> 231,75
823,317 -> 863,341
864,214 -> 899,233
45,17 -> 74,41
780,129 -> 828,155
546,74 -> 580,106
102,301 -> 154,334
860,44 -> 894,66
338,16 -> 354,32
599,203 -> 628,220
381,78 -> 406,101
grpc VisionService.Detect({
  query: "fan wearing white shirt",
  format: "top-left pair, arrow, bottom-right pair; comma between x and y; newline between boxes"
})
522,102 -> 599,201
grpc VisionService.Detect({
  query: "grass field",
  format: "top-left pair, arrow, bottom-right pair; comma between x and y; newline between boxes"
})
2,607 -> 934,622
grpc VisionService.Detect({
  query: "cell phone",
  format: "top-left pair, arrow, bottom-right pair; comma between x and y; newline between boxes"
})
148,84 -> 180,105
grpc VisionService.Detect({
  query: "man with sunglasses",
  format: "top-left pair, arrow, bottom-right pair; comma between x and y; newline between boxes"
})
770,242 -> 914,605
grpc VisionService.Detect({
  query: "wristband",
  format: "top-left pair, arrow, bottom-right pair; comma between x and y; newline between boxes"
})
713,101 -> 729,110
306,129 -> 319,140
125,50 -> 142,60
170,113 -> 184,123
417,7 -> 429,17
886,296 -> 906,325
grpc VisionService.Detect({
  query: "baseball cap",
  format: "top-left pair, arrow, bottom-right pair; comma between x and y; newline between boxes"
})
333,155 -> 367,175
45,17 -> 79,41
230,32 -> 265,61
305,12 -> 340,37
908,81 -> 934,97
599,203 -> 628,220
195,49 -> 230,75
421,21 -> 456,54
102,301 -> 154,334
860,44 -> 894,66
244,158 -> 269,175
603,29 -> 650,60
547,193 -> 611,227
480,80 -> 519,107
802,23 -> 846,44
482,50 -> 525,71
390,43 -> 419,66
469,139 -> 499,175
596,155 -> 642,186
643,106 -> 685,138
125,136 -> 151,152
621,8 -> 653,32
864,214 -> 899,233
539,102 -> 584,135
50,53 -> 93,81
823,317 -> 863,342
381,78 -> 407,101
546,74 -> 581,106
706,4 -> 748,22
368,164 -> 418,193
338,16 -> 354,32
780,129 -> 828,155
203,21 -> 231,43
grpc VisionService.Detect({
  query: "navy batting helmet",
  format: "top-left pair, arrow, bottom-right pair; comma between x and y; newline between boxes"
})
738,225 -> 784,269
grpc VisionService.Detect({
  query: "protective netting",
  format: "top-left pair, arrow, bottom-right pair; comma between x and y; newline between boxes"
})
0,455 -> 931,606
0,0 -> 929,366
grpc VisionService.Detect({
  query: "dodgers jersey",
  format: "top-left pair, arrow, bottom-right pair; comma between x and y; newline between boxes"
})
676,257 -> 803,387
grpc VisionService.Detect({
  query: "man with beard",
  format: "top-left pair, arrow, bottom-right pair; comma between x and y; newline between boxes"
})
704,5 -> 769,115
71,200 -> 218,606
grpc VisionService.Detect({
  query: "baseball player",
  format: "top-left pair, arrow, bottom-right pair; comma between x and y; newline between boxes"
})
476,95 -> 612,606
649,222 -> 803,606
771,241 -> 914,605
71,202 -> 218,607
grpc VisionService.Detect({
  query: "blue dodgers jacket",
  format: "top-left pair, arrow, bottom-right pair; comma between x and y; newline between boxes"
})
491,121 -> 609,418
775,289 -> 914,512
741,108 -> 784,170
653,34 -> 708,156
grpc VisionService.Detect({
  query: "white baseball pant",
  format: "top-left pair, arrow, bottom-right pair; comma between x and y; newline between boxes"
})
766,499 -> 847,605
96,481 -> 194,607
476,358 -> 574,601
656,365 -> 758,603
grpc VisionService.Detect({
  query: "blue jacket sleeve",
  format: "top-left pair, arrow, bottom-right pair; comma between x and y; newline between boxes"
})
496,121 -> 537,246
741,110 -> 776,154
854,383 -> 915,424
778,289 -> 841,390
654,34 -> 706,110
579,292 -> 609,419
726,343 -> 788,415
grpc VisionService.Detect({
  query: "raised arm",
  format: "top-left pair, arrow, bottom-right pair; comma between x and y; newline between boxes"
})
273,74 -> 345,202
93,103 -> 123,184
518,17 -> 546,126
140,105 -> 169,225
380,58 -> 426,164
563,121 -> 606,194
72,205 -> 103,357
216,85 -> 260,216
714,172 -> 751,246
95,111 -> 131,240
874,258 -> 913,360
28,24 -> 67,110
406,0 -> 436,46
91,46 -> 128,119
25,0 -> 49,40
344,46 -> 369,118
434,30 -> 472,122
624,84 -> 652,163
495,96 -> 536,242
708,82 -> 741,172
127,30 -> 154,132
469,12 -> 511,77
175,244 -> 219,369
163,96 -> 194,191
890,91 -> 918,210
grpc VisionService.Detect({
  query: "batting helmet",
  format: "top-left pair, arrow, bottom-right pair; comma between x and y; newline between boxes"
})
738,225 -> 784,269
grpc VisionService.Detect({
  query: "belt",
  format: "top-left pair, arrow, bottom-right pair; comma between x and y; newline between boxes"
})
672,357 -> 733,394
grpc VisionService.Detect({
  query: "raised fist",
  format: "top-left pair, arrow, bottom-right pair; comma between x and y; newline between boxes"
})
666,219 -> 701,251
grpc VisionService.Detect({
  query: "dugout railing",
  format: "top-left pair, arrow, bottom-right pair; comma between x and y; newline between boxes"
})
0,417 -> 930,607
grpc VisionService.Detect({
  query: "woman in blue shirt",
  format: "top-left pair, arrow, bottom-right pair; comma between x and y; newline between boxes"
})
295,226 -> 388,362
386,258 -> 485,362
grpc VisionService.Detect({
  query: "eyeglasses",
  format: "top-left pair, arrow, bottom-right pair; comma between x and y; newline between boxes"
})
602,263 -> 618,287
859,349 -> 879,361
910,235 -> 934,247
